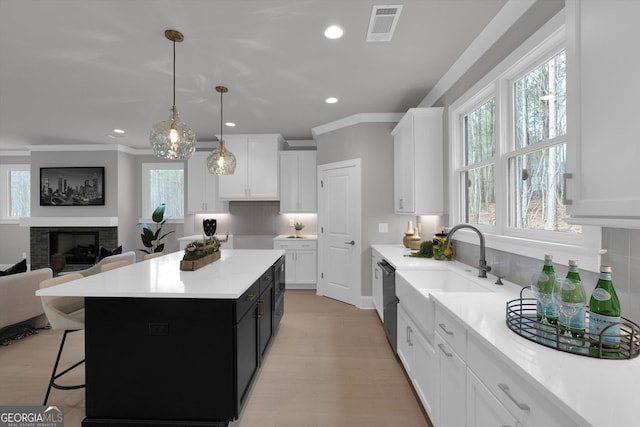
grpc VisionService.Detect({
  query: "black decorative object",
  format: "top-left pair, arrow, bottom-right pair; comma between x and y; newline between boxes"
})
203,219 -> 217,237
40,167 -> 105,206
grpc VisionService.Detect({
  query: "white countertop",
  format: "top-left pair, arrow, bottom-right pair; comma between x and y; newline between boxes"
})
273,234 -> 318,240
374,244 -> 639,427
372,244 -> 445,270
36,249 -> 284,299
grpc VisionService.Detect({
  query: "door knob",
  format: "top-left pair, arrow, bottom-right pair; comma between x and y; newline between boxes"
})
344,240 -> 355,246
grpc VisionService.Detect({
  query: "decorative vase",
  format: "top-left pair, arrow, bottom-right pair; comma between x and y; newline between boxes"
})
408,228 -> 422,250
403,221 -> 414,248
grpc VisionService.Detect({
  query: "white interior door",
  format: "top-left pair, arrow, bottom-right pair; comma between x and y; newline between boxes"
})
317,159 -> 361,306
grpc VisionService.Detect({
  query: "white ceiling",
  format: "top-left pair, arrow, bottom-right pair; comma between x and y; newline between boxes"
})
0,0 -> 509,151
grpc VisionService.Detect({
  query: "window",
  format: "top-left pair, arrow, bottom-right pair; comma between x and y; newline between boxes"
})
449,23 -> 600,267
0,164 -> 30,221
141,163 -> 184,220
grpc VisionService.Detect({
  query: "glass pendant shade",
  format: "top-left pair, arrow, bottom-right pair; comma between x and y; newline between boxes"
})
150,105 -> 197,160
207,139 -> 236,175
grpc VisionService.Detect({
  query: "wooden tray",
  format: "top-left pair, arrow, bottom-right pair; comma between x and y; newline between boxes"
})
180,250 -> 221,271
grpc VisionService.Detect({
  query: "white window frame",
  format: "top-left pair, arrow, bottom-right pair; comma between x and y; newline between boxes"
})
0,164 -> 30,223
449,12 -> 603,272
141,162 -> 184,223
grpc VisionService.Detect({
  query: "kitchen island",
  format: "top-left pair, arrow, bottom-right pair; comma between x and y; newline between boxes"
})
37,249 -> 285,427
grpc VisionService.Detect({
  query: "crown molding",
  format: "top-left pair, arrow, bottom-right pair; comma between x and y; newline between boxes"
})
311,113 -> 404,138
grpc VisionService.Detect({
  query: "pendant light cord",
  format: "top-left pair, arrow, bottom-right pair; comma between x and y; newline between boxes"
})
220,88 -> 223,141
172,39 -> 176,107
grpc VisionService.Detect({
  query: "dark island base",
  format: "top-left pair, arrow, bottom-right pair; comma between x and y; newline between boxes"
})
81,256 -> 285,427
83,419 -> 228,427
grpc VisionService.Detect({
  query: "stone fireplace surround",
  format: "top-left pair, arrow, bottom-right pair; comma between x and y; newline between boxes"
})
30,226 -> 117,271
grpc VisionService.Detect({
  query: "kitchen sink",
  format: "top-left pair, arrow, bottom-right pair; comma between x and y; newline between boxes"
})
396,268 -> 493,337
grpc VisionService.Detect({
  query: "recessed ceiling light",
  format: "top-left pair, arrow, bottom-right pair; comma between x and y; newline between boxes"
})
325,97 -> 338,104
113,129 -> 125,134
225,122 -> 236,127
324,25 -> 344,40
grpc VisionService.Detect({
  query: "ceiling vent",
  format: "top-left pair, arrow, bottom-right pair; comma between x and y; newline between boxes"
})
366,5 -> 403,42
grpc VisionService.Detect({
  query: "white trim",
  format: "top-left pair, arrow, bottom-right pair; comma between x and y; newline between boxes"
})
27,143 -> 141,155
419,0 -> 537,108
311,113 -> 403,138
447,6 -> 603,268
0,150 -> 30,157
19,216 -> 118,227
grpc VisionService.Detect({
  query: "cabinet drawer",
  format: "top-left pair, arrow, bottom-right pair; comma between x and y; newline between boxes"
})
435,306 -> 466,358
273,239 -> 317,250
236,280 -> 260,322
259,267 -> 274,295
467,334 -> 581,427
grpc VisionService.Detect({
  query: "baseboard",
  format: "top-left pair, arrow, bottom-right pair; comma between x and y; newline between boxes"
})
286,283 -> 316,290
358,296 -> 375,310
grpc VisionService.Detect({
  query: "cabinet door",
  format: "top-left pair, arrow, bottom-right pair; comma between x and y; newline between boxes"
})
467,369 -> 518,427
297,151 -> 317,212
247,137 -> 279,199
393,118 -> 415,213
235,304 -> 258,412
294,250 -> 316,284
413,330 -> 437,419
187,152 -> 228,213
279,152 -> 299,212
258,284 -> 273,360
397,305 -> 414,375
566,1 -> 640,219
436,332 -> 466,427
219,137 -> 249,199
284,250 -> 296,284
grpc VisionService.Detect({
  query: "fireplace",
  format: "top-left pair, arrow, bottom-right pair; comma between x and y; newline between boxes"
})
50,231 -> 99,265
30,226 -> 118,271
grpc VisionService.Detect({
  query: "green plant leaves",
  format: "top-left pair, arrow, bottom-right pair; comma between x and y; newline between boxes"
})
152,203 -> 166,223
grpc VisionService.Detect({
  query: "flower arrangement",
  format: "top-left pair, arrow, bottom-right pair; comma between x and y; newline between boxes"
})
432,237 -> 453,260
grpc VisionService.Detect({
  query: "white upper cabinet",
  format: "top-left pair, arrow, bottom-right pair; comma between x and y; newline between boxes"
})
566,1 -> 640,225
279,151 -> 317,213
392,108 -> 444,215
186,151 -> 229,213
218,134 -> 284,200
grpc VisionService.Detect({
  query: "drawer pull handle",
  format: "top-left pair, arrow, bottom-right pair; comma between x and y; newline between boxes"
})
245,293 -> 257,302
257,300 -> 264,318
439,323 -> 454,335
438,343 -> 453,358
498,383 -> 530,411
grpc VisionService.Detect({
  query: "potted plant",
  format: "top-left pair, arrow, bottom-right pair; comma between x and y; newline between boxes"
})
137,204 -> 174,255
294,222 -> 304,237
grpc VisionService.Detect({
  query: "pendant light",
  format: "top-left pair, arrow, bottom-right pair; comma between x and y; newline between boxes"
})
207,86 -> 236,175
149,29 -> 196,160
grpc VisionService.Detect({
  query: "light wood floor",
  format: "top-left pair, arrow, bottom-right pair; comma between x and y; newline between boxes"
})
0,290 -> 432,427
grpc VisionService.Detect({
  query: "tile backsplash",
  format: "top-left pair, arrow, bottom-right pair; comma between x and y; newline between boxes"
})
454,227 -> 640,324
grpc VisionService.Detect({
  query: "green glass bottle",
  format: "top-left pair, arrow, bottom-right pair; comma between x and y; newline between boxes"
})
537,255 -> 558,323
589,266 -> 621,356
560,260 -> 586,334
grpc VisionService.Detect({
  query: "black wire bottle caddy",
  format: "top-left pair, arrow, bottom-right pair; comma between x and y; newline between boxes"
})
505,287 -> 640,360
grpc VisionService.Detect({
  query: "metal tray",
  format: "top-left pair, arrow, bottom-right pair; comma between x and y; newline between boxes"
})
506,288 -> 640,360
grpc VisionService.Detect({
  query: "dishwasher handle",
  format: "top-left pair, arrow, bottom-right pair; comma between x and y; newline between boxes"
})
377,261 -> 395,276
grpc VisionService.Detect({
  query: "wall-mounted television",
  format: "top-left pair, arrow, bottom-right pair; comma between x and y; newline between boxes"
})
40,167 -> 105,206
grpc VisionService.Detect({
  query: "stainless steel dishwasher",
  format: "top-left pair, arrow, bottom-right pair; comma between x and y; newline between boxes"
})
378,260 -> 397,354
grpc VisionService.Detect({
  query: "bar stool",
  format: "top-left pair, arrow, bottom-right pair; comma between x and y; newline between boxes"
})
100,259 -> 131,272
39,273 -> 85,405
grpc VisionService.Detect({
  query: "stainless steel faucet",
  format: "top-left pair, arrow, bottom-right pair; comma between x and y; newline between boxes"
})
444,224 -> 491,278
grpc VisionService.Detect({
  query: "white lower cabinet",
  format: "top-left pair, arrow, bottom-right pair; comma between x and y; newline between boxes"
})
397,305 -> 438,421
467,334 -> 580,427
273,239 -> 316,288
435,326 -> 466,427
467,369 -> 518,427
